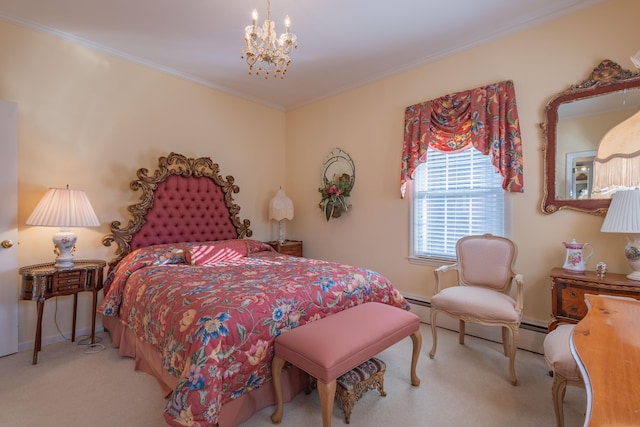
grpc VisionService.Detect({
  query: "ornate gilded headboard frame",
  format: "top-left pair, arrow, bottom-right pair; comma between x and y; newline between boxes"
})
102,152 -> 252,268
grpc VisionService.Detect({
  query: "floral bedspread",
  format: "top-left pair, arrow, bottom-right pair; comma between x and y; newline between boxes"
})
98,240 -> 409,427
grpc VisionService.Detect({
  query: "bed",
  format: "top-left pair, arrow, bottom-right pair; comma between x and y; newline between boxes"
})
99,152 -> 411,427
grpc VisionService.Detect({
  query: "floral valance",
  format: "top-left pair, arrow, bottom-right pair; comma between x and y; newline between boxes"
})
400,80 -> 524,197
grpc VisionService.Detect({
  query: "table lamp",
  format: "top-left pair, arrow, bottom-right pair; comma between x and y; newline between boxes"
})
26,186 -> 100,269
600,189 -> 640,280
269,188 -> 294,244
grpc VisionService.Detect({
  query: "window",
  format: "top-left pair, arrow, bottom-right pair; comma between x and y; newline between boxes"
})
411,146 -> 508,261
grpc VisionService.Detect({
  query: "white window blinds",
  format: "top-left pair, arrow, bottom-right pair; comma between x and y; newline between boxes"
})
413,146 -> 505,259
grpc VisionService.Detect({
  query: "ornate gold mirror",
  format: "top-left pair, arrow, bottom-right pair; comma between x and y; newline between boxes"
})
318,148 -> 355,221
541,60 -> 640,215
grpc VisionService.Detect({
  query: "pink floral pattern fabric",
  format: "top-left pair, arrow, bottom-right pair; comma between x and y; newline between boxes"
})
99,240 -> 409,426
401,80 -> 524,197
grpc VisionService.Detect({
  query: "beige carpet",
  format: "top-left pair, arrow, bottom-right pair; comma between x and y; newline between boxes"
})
0,323 -> 586,427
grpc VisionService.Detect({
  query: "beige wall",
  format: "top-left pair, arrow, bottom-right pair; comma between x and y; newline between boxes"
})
285,0 -> 640,326
1,0 -> 638,348
0,20 -> 287,346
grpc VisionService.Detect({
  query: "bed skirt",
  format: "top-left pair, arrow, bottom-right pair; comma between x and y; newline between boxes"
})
102,315 -> 309,427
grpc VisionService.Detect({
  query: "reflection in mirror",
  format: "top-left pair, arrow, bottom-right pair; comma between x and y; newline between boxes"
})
563,150 -> 596,199
541,60 -> 640,215
556,90 -> 640,199
592,109 -> 640,198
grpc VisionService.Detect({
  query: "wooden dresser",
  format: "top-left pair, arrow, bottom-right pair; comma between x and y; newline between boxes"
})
549,267 -> 640,330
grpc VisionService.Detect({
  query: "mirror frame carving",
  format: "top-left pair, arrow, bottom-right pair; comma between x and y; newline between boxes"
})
541,59 -> 640,216
321,147 -> 356,189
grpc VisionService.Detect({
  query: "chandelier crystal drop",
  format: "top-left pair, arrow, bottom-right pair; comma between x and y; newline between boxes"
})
242,0 -> 297,79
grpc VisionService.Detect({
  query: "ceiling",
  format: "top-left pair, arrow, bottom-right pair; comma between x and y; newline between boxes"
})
0,0 -> 603,110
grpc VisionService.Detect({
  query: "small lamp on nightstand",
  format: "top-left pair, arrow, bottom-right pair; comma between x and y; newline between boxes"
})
269,188 -> 294,244
601,189 -> 640,280
26,186 -> 100,269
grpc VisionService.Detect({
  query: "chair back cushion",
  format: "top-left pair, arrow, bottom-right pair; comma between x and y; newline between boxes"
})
457,234 -> 516,292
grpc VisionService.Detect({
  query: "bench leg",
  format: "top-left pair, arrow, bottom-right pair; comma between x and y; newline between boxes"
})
271,355 -> 286,424
410,330 -> 422,386
317,379 -> 337,427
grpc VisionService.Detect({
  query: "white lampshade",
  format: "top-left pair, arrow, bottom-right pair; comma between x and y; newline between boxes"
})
27,188 -> 100,227
269,188 -> 294,243
601,189 -> 640,233
601,189 -> 640,280
26,187 -> 100,268
269,188 -> 294,221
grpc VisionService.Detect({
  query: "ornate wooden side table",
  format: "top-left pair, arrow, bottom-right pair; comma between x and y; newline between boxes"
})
19,259 -> 106,364
549,267 -> 640,330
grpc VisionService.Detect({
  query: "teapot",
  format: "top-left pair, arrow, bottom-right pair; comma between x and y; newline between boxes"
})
562,238 -> 594,273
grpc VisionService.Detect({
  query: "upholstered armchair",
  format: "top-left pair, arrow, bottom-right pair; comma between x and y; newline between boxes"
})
429,233 -> 524,385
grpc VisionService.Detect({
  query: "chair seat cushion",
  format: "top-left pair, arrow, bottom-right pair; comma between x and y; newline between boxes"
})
431,286 -> 519,322
543,324 -> 581,381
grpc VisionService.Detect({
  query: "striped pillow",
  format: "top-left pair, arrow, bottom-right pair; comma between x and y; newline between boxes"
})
186,243 -> 246,265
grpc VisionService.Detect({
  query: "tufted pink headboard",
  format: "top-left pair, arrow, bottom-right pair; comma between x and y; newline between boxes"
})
129,175 -> 238,249
103,153 -> 252,268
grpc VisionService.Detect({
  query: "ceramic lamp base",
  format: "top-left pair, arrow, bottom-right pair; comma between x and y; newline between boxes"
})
626,270 -> 640,281
52,228 -> 77,269
277,220 -> 285,244
624,235 -> 640,281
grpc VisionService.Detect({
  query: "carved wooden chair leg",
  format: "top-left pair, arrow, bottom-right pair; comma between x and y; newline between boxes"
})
508,326 -> 518,386
552,373 -> 568,427
502,326 -> 510,356
429,310 -> 438,359
459,319 -> 466,345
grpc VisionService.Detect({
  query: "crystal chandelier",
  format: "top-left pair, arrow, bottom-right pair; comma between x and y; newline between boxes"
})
242,0 -> 298,79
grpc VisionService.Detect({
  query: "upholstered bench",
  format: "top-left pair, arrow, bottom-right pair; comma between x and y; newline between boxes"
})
270,302 -> 422,427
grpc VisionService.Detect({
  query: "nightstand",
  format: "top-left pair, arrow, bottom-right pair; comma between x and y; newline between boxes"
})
266,240 -> 303,257
19,259 -> 106,364
549,267 -> 640,330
